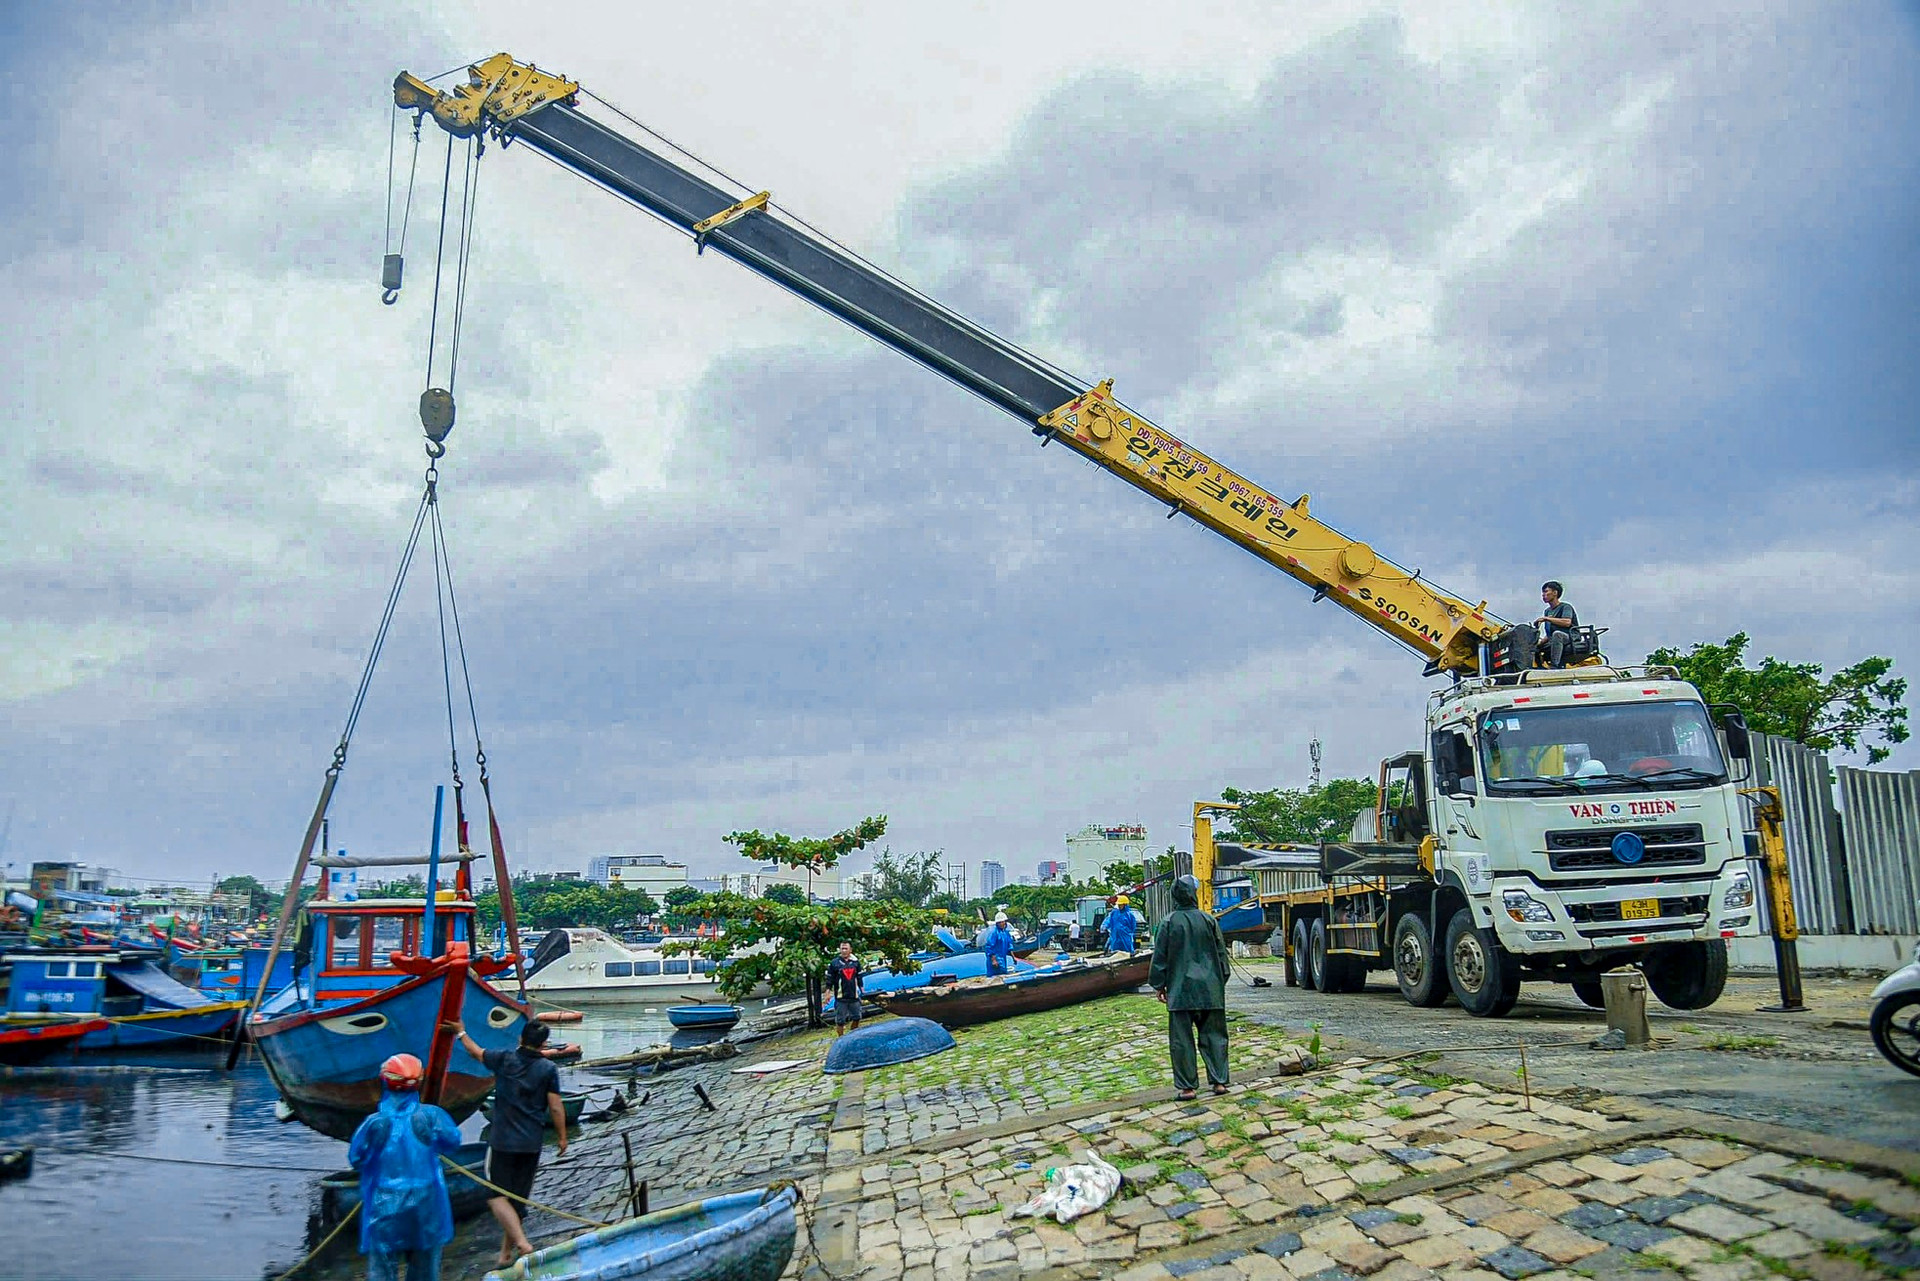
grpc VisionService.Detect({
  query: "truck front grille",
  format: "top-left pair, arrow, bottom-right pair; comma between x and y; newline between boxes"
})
1544,824 -> 1705,872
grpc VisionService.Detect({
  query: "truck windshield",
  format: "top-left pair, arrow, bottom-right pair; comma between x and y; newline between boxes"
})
1479,700 -> 1727,795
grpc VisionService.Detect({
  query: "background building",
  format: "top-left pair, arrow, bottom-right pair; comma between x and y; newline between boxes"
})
1063,824 -> 1147,883
717,864 -> 845,902
1036,860 -> 1066,884
979,860 -> 1005,898
588,854 -> 689,897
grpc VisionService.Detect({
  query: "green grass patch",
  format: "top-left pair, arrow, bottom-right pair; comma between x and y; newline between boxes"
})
1385,1103 -> 1414,1120
1706,1035 -> 1781,1052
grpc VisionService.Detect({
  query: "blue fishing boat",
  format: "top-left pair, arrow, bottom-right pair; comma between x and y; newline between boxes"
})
3,949 -> 243,1050
666,1003 -> 741,1030
249,894 -> 530,1141
823,1017 -> 954,1074
485,1185 -> 798,1281
826,950 -> 1034,1012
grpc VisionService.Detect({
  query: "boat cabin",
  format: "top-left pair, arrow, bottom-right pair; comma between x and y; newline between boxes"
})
264,896 -> 480,1013
4,949 -> 206,1019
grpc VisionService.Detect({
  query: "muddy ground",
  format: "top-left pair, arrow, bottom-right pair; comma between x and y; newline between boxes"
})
1225,962 -> 1919,1152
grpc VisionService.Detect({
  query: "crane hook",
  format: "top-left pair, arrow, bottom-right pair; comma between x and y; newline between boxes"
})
381,253 -> 405,306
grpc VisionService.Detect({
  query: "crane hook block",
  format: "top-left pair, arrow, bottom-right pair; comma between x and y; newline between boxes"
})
420,388 -> 456,443
381,253 -> 404,305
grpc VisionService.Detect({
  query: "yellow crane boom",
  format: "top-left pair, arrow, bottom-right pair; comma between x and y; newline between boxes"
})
393,55 -> 1511,674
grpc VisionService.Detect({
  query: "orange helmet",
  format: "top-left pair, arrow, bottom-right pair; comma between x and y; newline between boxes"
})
380,1053 -> 424,1090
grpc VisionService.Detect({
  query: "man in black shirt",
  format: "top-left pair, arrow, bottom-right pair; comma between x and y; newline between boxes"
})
825,942 -> 863,1036
447,1018 -> 567,1268
1536,581 -> 1579,668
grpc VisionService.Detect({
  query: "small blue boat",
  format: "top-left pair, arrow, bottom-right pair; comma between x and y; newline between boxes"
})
486,1185 -> 798,1281
826,951 -> 1033,1012
823,1016 -> 955,1074
666,1003 -> 741,1030
3,950 -> 243,1050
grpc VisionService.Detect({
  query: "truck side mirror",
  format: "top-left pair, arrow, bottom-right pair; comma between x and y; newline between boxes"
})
1716,707 -> 1751,762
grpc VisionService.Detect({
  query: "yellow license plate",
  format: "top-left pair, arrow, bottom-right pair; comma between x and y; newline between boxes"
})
1620,897 -> 1661,921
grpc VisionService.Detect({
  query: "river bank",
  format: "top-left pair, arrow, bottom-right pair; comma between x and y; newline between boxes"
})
328,986 -> 1919,1281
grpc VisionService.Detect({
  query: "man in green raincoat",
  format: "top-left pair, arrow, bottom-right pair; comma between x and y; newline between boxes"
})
1149,874 -> 1231,1099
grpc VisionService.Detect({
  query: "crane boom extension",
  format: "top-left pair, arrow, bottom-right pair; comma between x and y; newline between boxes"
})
395,56 -> 1509,673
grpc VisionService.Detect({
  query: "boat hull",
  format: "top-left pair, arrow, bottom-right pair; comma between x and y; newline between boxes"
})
485,1185 -> 796,1281
0,1018 -> 107,1065
77,1004 -> 242,1050
666,1005 -> 741,1029
253,967 -> 528,1141
524,978 -> 722,1004
872,954 -> 1151,1028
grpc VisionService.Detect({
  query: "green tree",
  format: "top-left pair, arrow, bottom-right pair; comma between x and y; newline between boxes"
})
761,882 -> 807,906
664,885 -> 704,910
1100,861 -> 1145,889
725,815 -> 886,904
667,892 -> 933,1025
1220,778 -> 1379,845
863,847 -> 944,907
215,874 -> 274,920
1647,634 -> 1909,764
675,815 -> 918,1026
999,882 -> 1082,926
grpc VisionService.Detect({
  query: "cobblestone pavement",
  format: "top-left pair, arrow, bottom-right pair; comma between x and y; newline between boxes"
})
859,996 -> 1294,1155
810,1045 -> 1920,1281
1221,965 -> 1918,1153
353,987 -> 1918,1280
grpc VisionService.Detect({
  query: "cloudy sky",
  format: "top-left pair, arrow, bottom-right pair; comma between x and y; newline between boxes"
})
2,2 -> 1915,891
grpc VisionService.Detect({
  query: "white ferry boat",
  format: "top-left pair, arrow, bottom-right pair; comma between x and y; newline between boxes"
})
523,927 -> 729,1002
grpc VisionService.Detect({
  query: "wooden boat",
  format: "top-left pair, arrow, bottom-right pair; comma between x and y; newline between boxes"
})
485,1184 -> 797,1281
666,1003 -> 740,1030
872,952 -> 1151,1028
250,896 -> 530,1141
0,1016 -> 108,1065
3,950 -> 243,1050
318,1141 -> 494,1224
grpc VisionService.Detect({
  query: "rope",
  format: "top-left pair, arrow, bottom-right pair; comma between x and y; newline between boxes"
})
424,131 -> 456,387
337,481 -> 437,764
442,1154 -> 616,1229
274,1203 -> 359,1279
32,1146 -> 336,1174
429,497 -> 488,778
448,136 -> 482,390
430,487 -> 462,792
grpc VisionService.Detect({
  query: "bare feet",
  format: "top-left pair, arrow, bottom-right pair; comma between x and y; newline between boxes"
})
1211,1083 -> 1230,1095
1175,1088 -> 1197,1100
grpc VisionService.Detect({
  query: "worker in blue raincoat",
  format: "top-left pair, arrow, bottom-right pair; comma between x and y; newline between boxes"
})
983,912 -> 1016,975
348,1052 -> 463,1281
1106,896 -> 1138,953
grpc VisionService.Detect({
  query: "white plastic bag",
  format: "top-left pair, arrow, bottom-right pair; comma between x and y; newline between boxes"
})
1010,1151 -> 1122,1224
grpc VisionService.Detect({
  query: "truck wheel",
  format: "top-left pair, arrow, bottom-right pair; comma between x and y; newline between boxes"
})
1311,919 -> 1366,993
1275,926 -> 1299,988
1293,919 -> 1318,991
1571,980 -> 1606,1009
1644,940 -> 1729,1010
1392,913 -> 1450,1008
1444,908 -> 1520,1017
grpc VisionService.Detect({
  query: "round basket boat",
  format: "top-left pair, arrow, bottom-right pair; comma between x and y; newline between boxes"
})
822,1016 -> 955,1074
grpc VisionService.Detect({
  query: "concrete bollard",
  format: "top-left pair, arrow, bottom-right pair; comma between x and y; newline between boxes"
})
1600,966 -> 1652,1047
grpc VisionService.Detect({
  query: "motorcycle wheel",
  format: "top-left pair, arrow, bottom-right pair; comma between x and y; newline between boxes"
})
1870,991 -> 1920,1079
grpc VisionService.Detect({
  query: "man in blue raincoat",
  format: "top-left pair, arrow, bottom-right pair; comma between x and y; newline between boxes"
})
348,1052 -> 463,1281
983,912 -> 1016,975
1106,895 -> 1138,953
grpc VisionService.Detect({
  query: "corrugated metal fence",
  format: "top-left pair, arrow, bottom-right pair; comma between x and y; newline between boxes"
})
1836,765 -> 1920,935
1741,732 -> 1919,935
